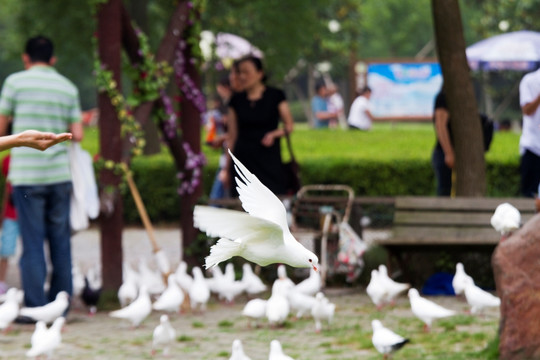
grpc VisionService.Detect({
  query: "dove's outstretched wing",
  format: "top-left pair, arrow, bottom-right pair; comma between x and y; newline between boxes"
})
229,149 -> 290,232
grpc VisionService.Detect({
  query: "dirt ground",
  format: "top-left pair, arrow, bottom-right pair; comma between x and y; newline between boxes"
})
0,227 -> 500,360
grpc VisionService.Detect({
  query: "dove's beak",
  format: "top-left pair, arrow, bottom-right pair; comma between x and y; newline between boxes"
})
312,265 -> 318,272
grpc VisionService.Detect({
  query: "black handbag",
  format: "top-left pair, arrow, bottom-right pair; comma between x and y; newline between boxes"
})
282,130 -> 301,195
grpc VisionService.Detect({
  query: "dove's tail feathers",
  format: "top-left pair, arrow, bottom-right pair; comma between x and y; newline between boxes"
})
205,239 -> 241,269
391,338 -> 410,352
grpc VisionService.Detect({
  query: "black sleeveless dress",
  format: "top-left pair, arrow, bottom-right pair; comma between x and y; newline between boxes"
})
229,86 -> 287,195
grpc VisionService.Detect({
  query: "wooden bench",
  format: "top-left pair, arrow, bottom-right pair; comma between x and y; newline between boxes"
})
374,196 -> 538,281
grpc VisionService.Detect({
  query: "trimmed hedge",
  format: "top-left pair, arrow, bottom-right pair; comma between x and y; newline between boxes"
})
119,156 -> 521,224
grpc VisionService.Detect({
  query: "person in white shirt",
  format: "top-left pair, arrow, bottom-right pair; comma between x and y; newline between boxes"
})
519,68 -> 540,197
347,86 -> 374,131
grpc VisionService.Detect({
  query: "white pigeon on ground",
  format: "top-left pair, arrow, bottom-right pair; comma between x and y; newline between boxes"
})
452,262 -> 473,296
378,264 -> 410,304
193,150 -> 319,270
118,268 -> 139,308
0,288 -> 20,331
463,277 -> 501,314
206,265 -> 224,294
271,265 -> 295,296
490,202 -> 521,239
26,316 -> 65,359
137,258 -> 165,295
408,288 -> 456,331
30,321 -> 47,348
266,280 -> 291,327
229,339 -> 252,360
371,319 -> 410,359
109,285 -> 152,328
242,298 -> 267,328
217,263 -> 247,303
152,314 -> 176,356
19,291 -> 70,324
241,263 -> 267,296
268,339 -> 295,360
294,268 -> 321,296
311,292 -> 336,333
189,267 -> 211,312
153,274 -> 185,313
72,264 -> 86,300
366,269 -> 387,309
287,289 -> 316,319
174,261 -> 193,292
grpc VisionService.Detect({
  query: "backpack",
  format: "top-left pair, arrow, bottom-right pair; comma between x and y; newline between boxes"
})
479,113 -> 494,152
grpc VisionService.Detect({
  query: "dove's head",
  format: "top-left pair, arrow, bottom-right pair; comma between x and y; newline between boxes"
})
232,339 -> 244,353
456,262 -> 464,272
160,314 -> 169,324
408,288 -> 420,298
378,264 -> 388,276
270,340 -> 283,353
371,319 -> 383,331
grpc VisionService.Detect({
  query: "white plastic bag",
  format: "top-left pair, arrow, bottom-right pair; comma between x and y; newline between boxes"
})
69,143 -> 99,231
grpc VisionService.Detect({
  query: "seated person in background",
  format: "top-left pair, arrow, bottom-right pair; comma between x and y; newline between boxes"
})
348,86 -> 374,131
311,82 -> 339,129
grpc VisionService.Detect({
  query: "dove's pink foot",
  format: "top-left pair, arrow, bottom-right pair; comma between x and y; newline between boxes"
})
423,323 -> 430,332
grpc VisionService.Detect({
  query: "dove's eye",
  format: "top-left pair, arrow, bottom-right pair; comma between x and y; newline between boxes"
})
309,259 -> 313,263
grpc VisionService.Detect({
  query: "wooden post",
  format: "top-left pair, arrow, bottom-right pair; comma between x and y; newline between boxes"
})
97,0 -> 124,291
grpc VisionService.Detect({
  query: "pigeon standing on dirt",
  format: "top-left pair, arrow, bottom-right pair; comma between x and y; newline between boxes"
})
408,288 -> 455,331
311,292 -> 335,333
174,261 -> 193,292
294,268 -> 321,296
26,316 -> 65,359
242,298 -> 267,328
189,267 -> 210,312
378,265 -> 410,304
19,291 -> 69,324
0,288 -> 20,331
194,150 -> 319,270
241,263 -> 267,296
452,262 -> 473,296
109,285 -> 152,328
366,270 -> 387,309
268,339 -> 295,360
229,339 -> 252,360
152,314 -> 176,356
153,274 -> 185,313
82,266 -> 102,315
463,277 -> 501,314
371,319 -> 410,359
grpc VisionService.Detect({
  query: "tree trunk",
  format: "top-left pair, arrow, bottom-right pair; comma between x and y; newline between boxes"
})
432,0 -> 486,196
97,0 -> 124,292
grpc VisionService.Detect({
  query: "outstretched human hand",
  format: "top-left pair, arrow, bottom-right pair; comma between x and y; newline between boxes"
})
14,130 -> 73,151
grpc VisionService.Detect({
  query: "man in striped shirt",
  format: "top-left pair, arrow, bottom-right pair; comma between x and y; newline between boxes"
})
0,36 -> 83,309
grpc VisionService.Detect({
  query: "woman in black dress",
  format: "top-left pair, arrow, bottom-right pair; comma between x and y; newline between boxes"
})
223,56 -> 294,196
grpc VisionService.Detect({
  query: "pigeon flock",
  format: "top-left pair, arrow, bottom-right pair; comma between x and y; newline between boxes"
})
0,153 -> 511,359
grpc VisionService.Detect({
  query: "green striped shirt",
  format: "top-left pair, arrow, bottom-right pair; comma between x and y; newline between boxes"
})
0,65 -> 81,185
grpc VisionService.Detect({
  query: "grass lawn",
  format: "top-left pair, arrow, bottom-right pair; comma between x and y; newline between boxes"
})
80,122 -> 521,166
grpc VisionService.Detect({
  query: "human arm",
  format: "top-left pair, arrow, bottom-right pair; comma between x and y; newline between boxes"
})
522,95 -> 540,116
69,121 -> 83,142
434,108 -> 454,168
261,100 -> 294,147
0,130 -> 72,152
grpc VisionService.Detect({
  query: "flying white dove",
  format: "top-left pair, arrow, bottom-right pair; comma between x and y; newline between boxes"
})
109,285 -> 152,328
0,288 -> 20,331
311,292 -> 335,333
241,263 -> 267,296
371,319 -> 410,359
19,291 -> 70,324
26,316 -> 65,359
366,270 -> 387,309
174,261 -> 193,292
153,274 -> 185,313
294,268 -> 321,296
452,262 -> 473,296
193,150 -> 319,270
152,314 -> 176,356
408,288 -> 456,331
189,267 -> 210,312
229,339 -> 252,360
268,339 -> 295,360
463,277 -> 501,314
378,265 -> 410,304
242,298 -> 267,328
490,202 -> 521,240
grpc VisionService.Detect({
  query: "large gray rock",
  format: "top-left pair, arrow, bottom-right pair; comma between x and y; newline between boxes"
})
493,213 -> 540,360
